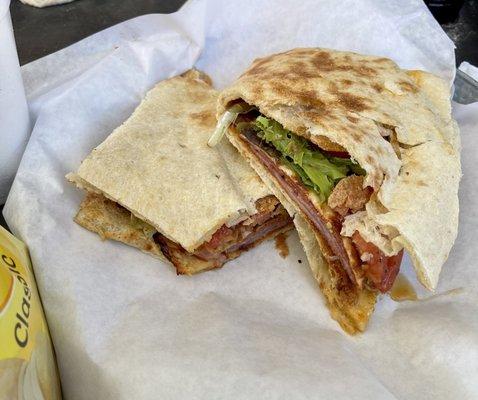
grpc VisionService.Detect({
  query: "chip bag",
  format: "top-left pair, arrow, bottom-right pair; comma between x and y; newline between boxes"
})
0,226 -> 61,400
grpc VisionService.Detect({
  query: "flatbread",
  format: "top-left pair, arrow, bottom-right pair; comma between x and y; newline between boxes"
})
68,70 -> 271,253
219,48 -> 460,291
366,141 -> 460,290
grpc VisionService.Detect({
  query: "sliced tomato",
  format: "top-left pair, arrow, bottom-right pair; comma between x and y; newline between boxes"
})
352,232 -> 403,293
324,150 -> 350,158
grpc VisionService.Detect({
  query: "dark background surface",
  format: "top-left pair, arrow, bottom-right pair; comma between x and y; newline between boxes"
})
1,0 -> 477,230
9,0 -> 478,66
10,0 -> 187,65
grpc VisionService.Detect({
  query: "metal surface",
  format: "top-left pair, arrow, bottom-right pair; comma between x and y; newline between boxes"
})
454,69 -> 478,103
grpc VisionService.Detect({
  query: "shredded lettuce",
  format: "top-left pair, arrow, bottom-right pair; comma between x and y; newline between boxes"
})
253,116 -> 364,202
130,213 -> 157,239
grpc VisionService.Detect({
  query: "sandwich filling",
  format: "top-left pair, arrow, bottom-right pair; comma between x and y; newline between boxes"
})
75,192 -> 292,275
154,195 -> 292,272
222,105 -> 403,292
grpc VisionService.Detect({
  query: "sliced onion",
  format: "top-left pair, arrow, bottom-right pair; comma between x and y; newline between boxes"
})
208,109 -> 239,147
208,103 -> 255,147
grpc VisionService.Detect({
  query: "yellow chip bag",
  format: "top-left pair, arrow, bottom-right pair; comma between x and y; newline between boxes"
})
0,226 -> 61,400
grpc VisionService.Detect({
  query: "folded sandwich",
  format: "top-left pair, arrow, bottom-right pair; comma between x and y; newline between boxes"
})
67,70 -> 293,275
214,48 -> 461,333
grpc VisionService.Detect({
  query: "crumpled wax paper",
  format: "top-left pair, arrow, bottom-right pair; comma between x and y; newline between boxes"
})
4,0 -> 478,399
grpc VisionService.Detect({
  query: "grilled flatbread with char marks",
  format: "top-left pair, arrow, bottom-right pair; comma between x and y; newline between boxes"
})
218,48 -> 460,333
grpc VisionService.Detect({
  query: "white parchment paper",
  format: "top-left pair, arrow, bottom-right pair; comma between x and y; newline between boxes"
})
4,0 -> 478,399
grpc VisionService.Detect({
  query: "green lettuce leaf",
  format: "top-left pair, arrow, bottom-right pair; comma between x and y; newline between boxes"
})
253,116 -> 364,201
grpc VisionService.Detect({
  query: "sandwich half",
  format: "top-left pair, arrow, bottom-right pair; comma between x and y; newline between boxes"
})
215,48 -> 461,333
67,70 -> 293,275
